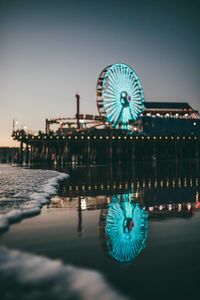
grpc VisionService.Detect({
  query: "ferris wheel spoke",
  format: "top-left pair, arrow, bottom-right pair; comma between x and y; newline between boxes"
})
106,83 -> 119,95
133,99 -> 143,104
132,85 -> 141,93
111,67 -> 121,87
127,70 -> 133,82
132,93 -> 141,100
129,106 -> 138,119
108,106 -> 122,123
132,94 -> 142,100
130,101 -> 143,111
107,110 -> 118,121
130,100 -> 141,110
114,106 -> 124,125
104,97 -> 117,103
116,66 -> 123,87
132,89 -> 142,97
104,102 -> 119,111
106,72 -> 116,86
104,103 -> 117,110
130,105 -> 141,118
132,96 -> 142,103
121,66 -> 127,89
105,100 -> 120,110
130,76 -> 137,91
104,93 -> 119,100
128,107 -> 135,120
104,92 -> 118,103
105,105 -> 119,114
131,80 -> 139,91
104,94 -> 116,100
125,67 -> 132,83
125,70 -> 131,89
105,100 -> 120,108
134,98 -> 143,106
105,78 -> 118,94
107,105 -> 120,116
106,75 -> 120,94
132,91 -> 141,101
104,90 -> 117,98
107,102 -> 120,114
108,69 -> 119,87
104,95 -> 119,105
116,65 -> 121,80
104,99 -> 118,106
106,104 -> 119,113
131,84 -> 139,95
109,77 -> 120,95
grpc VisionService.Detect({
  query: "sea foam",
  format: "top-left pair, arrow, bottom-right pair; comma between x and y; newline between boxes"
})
0,165 -> 68,232
0,247 -> 128,300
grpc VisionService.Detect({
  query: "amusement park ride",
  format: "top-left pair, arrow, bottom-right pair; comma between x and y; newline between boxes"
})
44,63 -> 199,134
12,63 -> 200,164
44,63 -> 145,134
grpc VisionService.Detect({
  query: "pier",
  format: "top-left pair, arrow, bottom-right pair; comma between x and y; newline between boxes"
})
12,129 -> 200,165
12,63 -> 200,165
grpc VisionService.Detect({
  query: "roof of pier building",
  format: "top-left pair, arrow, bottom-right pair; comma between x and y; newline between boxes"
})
143,101 -> 199,119
144,102 -> 193,110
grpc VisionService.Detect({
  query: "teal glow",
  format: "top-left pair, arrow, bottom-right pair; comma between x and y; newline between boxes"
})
101,63 -> 145,128
105,194 -> 148,263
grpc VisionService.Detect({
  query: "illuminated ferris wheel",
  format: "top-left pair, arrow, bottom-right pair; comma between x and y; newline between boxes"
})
97,63 -> 145,128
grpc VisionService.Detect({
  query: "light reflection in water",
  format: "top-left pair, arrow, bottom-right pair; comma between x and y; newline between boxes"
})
105,194 -> 148,263
48,163 -> 200,263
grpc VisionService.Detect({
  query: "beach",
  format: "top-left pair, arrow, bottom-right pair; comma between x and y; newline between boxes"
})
0,162 -> 200,299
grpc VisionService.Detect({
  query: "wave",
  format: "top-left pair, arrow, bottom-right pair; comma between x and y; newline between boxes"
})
0,247 -> 129,300
0,165 -> 68,232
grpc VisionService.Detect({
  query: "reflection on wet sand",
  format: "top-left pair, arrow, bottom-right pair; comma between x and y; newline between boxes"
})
47,161 -> 200,263
1,161 -> 200,300
99,194 -> 148,263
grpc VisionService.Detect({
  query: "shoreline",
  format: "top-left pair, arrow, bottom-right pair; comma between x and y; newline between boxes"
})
0,164 -> 69,233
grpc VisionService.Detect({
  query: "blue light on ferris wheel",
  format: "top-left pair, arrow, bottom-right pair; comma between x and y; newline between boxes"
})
97,63 -> 145,128
105,194 -> 148,263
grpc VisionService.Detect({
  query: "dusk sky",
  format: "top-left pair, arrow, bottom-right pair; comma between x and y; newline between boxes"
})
0,0 -> 199,146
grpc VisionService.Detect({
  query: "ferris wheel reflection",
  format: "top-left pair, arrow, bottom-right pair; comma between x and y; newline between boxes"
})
99,194 -> 148,263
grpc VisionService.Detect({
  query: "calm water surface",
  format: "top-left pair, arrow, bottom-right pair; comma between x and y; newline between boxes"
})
0,161 -> 200,300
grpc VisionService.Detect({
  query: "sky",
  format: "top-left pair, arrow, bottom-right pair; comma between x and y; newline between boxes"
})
0,0 -> 199,146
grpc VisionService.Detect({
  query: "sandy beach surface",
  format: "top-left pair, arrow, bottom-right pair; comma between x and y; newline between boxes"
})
1,200 -> 200,300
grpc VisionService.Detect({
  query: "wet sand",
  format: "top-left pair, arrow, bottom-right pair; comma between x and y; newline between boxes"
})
1,203 -> 200,300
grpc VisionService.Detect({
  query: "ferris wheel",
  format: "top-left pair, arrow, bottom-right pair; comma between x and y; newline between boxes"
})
97,63 -> 144,128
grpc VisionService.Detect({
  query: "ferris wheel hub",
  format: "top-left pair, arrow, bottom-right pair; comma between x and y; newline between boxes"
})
120,91 -> 130,107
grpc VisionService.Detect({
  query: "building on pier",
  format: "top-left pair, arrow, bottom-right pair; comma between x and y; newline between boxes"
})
141,101 -> 200,135
143,102 -> 199,119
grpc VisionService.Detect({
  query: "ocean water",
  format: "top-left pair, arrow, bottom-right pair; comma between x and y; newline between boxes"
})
1,162 -> 200,300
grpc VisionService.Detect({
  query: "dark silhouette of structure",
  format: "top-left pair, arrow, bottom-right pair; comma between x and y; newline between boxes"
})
11,63 -> 200,165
